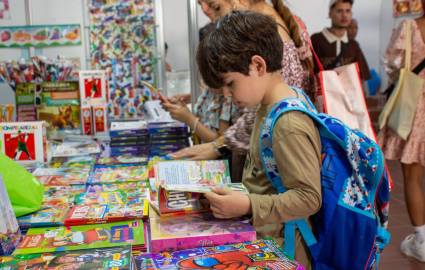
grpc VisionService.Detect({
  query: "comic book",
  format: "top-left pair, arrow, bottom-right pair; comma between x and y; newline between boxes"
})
17,206 -> 69,229
0,122 -> 47,164
42,185 -> 85,208
79,70 -> 107,105
14,220 -> 145,255
0,246 -> 132,270
153,160 -> 232,193
33,168 -> 90,186
134,240 -> 305,270
149,212 -> 256,253
64,200 -> 149,226
89,165 -> 148,184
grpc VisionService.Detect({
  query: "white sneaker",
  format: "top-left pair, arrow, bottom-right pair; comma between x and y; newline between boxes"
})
400,233 -> 425,262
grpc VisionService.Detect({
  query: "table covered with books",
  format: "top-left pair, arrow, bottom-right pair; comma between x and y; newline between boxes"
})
0,120 -> 305,270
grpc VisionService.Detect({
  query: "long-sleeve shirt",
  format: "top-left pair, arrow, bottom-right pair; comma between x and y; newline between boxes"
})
243,104 -> 322,269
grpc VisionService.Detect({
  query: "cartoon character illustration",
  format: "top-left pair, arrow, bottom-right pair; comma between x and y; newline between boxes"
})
176,250 -> 290,270
51,106 -> 77,130
49,228 -> 110,247
5,130 -> 33,160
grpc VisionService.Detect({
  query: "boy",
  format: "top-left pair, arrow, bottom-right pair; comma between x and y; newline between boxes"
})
201,11 -> 322,269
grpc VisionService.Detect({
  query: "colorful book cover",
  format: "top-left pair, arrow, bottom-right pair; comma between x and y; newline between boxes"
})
1,246 -> 132,270
79,70 -> 107,104
49,156 -> 95,170
85,182 -> 147,194
15,83 -> 37,122
154,160 -> 231,193
51,141 -> 101,158
134,240 -> 304,270
147,122 -> 188,135
14,220 -> 145,255
109,120 -> 148,138
89,165 -> 147,184
96,155 -> 147,166
42,185 -> 85,208
149,189 -> 209,216
17,206 -> 69,229
0,122 -> 47,163
64,200 -> 149,226
0,177 -> 21,256
150,213 -> 256,253
33,168 -> 90,186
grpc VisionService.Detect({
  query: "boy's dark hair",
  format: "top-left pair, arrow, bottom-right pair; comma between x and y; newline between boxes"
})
330,0 -> 353,10
196,11 -> 283,89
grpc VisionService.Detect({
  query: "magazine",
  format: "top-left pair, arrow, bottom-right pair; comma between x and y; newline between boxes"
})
15,220 -> 145,255
1,246 -> 132,270
0,122 -> 47,164
134,240 -> 304,270
150,212 -> 256,253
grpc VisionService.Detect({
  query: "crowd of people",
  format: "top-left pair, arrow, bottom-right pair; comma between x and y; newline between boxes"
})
161,0 -> 425,267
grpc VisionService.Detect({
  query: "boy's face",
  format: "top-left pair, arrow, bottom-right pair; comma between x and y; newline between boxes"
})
222,57 -> 267,108
329,2 -> 352,29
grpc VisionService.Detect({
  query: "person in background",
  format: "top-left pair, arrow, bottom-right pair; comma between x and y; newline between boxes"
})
379,1 -> 425,261
310,0 -> 371,81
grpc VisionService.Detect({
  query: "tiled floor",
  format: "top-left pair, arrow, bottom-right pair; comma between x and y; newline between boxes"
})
379,160 -> 425,270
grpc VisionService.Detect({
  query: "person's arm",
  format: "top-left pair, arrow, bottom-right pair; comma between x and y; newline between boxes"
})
248,112 -> 322,226
384,20 -> 409,83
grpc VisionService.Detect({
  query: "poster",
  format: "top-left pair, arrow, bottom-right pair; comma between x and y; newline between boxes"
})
0,24 -> 81,48
89,0 -> 157,119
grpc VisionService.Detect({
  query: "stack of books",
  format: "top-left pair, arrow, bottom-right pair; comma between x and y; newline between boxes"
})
109,121 -> 149,157
147,122 -> 190,157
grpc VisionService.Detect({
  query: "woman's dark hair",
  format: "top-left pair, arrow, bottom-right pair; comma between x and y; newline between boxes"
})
197,11 -> 283,89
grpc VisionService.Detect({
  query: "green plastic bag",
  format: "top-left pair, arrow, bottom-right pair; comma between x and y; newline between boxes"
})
0,153 -> 43,217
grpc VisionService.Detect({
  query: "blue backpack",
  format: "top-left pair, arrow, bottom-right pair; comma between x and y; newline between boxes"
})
259,88 -> 391,270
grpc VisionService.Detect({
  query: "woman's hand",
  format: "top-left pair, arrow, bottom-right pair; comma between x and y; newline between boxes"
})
162,102 -> 195,125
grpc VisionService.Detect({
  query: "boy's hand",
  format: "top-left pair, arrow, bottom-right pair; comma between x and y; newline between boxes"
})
162,102 -> 194,124
205,187 -> 251,219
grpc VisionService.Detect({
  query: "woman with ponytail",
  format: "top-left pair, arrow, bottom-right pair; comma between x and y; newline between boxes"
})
173,0 -> 316,180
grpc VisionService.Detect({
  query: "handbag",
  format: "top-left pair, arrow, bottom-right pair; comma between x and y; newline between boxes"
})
379,21 -> 425,140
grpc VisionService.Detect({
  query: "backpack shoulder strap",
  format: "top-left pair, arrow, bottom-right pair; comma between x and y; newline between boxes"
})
259,97 -> 318,259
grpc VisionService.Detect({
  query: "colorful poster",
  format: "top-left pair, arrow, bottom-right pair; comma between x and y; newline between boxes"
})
0,122 -> 47,163
0,24 -> 81,48
1,246 -> 132,270
15,220 -> 145,255
88,0 -> 157,119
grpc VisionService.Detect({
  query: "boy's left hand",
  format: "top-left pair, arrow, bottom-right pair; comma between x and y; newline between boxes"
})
205,187 -> 251,219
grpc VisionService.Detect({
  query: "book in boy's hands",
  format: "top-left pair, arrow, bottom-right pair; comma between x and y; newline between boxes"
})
149,212 -> 256,253
153,160 -> 232,193
64,200 -> 149,226
14,220 -> 145,255
134,240 -> 305,270
0,121 -> 47,163
89,165 -> 148,184
1,246 -> 132,270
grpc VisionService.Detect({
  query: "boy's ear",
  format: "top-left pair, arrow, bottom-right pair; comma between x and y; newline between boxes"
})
250,55 -> 267,76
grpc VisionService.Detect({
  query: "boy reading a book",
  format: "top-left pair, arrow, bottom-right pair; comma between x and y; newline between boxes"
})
201,11 -> 322,269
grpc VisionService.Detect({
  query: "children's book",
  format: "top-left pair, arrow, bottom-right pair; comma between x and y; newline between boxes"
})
1,246 -> 132,270
110,120 -> 148,138
134,240 -> 305,270
51,141 -> 101,158
49,156 -> 95,170
154,160 -> 232,193
89,165 -> 148,184
17,206 -> 69,229
0,176 -> 21,256
15,83 -> 37,122
42,185 -> 85,208
85,182 -> 147,194
0,122 -> 47,163
149,212 -> 256,253
14,220 -> 145,255
64,200 -> 149,226
96,155 -> 147,166
33,168 -> 90,186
